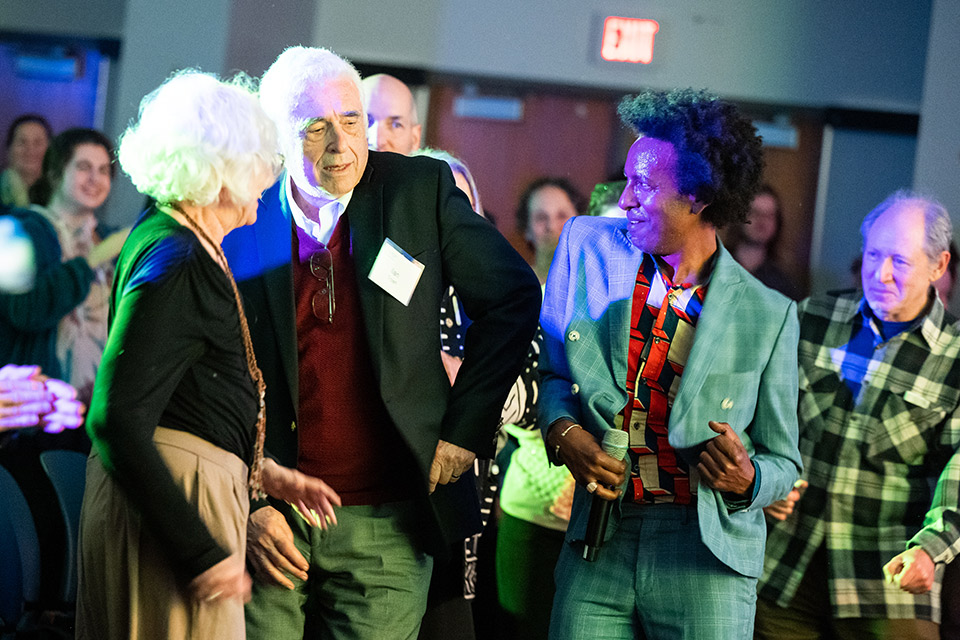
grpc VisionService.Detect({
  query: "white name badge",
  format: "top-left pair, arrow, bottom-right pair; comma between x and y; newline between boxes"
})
368,238 -> 424,306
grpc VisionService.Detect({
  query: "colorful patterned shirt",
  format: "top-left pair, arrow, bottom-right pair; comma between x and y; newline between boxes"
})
759,290 -> 960,623
622,254 -> 709,504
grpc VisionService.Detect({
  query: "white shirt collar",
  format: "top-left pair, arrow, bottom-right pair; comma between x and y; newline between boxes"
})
284,174 -> 354,246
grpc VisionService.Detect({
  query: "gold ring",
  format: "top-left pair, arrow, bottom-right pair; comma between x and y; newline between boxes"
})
586,482 -> 598,493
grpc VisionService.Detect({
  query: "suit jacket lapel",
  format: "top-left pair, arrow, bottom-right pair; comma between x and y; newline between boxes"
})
345,161 -> 385,381
609,227 -> 642,391
669,243 -> 743,430
256,179 -> 298,407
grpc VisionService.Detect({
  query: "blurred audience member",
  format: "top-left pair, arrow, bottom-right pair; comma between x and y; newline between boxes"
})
362,73 -> 422,154
1,114 -> 52,208
516,177 -> 585,283
28,128 -> 128,403
587,180 -> 627,218
412,147 -> 488,640
1,195 -> 98,606
496,334 -> 574,640
0,209 -> 105,385
0,211 -> 36,294
77,69 -> 340,639
726,184 -> 800,299
413,148 -> 482,217
855,241 -> 957,303
412,147 -> 484,381
495,180 -> 585,636
757,191 -> 956,640
494,176 -> 584,640
937,240 -> 960,640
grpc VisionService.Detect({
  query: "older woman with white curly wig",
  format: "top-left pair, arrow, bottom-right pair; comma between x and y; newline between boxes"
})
76,70 -> 341,639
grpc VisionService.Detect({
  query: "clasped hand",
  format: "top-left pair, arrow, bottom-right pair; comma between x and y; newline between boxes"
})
883,547 -> 936,595
696,421 -> 755,496
0,364 -> 84,432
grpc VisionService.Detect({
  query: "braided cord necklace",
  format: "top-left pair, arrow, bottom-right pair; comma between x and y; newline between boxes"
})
168,203 -> 267,500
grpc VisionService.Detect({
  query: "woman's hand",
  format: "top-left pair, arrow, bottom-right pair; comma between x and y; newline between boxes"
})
261,459 -> 341,529
188,553 -> 251,604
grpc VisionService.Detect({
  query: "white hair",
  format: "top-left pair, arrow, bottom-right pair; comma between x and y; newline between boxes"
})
118,70 -> 281,207
260,46 -> 363,144
860,189 -> 952,262
412,147 -> 483,216
259,46 -> 364,198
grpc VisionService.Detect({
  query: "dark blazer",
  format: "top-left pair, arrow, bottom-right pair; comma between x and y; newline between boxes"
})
222,151 -> 541,553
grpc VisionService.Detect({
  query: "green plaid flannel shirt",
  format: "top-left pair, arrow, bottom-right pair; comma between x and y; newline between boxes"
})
759,290 -> 960,622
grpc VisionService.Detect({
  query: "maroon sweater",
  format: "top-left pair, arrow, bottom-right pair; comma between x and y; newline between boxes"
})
293,218 -> 418,505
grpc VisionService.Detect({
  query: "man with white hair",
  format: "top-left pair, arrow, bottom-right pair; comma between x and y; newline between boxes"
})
222,46 -> 540,639
757,191 -> 960,639
362,73 -> 422,155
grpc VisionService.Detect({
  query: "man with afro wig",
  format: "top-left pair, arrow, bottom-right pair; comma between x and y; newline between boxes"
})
538,88 -> 802,639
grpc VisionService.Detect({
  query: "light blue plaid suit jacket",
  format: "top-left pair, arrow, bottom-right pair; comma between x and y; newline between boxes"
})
539,216 -> 802,578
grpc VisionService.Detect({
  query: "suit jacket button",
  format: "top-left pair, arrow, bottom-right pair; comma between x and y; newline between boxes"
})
721,398 -> 734,410
568,330 -> 580,341
571,383 -> 580,395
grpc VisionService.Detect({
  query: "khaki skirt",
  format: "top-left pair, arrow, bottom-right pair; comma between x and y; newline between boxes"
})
76,427 -> 249,640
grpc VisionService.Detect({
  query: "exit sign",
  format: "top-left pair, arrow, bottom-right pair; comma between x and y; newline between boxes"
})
601,17 -> 659,64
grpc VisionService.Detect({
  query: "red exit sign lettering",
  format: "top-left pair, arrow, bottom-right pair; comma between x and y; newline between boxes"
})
601,17 -> 659,64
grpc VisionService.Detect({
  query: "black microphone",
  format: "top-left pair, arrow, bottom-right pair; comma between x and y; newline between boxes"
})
582,429 -> 629,562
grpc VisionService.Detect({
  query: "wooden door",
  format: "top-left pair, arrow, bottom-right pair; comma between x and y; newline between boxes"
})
426,83 -> 619,261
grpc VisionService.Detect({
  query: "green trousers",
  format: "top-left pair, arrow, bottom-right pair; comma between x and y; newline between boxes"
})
245,500 -> 434,640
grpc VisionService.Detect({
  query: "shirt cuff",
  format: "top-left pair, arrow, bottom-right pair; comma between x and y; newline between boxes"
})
720,461 -> 761,512
909,526 -> 957,565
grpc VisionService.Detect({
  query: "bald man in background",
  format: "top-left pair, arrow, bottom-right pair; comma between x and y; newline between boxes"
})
362,73 -> 423,155
362,71 -> 484,640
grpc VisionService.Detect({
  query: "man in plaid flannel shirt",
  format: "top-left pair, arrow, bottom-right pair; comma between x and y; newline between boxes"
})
756,191 -> 959,640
